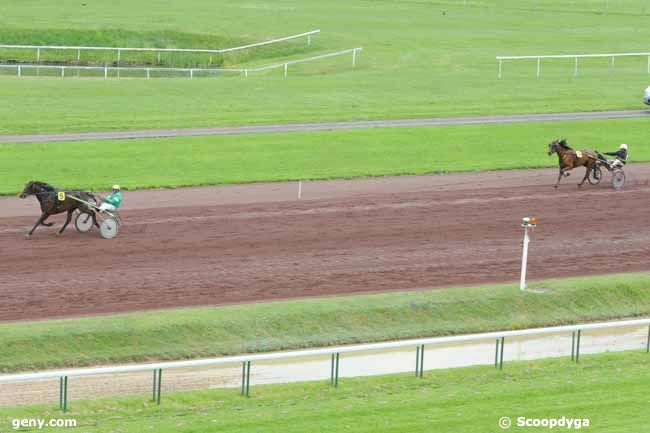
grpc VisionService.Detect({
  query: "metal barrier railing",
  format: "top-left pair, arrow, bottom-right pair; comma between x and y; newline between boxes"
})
496,52 -> 650,79
0,48 -> 362,79
1,317 -> 649,412
0,30 -> 321,64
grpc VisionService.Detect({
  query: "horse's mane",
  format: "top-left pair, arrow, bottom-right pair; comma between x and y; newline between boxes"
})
558,139 -> 572,150
29,180 -> 56,191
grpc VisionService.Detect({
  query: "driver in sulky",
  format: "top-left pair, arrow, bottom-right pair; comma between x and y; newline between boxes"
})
98,185 -> 123,213
601,144 -> 628,170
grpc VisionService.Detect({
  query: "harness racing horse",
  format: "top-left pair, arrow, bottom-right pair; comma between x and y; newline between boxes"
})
547,139 -> 599,188
19,181 -> 99,237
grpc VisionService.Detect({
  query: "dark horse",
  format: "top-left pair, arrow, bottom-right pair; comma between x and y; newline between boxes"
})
19,181 -> 99,237
547,139 -> 598,188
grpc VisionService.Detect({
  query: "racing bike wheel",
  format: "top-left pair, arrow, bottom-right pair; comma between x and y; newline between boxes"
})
75,212 -> 94,233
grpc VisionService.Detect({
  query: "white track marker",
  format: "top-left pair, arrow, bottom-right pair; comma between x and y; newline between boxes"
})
298,181 -> 302,200
520,216 -> 537,291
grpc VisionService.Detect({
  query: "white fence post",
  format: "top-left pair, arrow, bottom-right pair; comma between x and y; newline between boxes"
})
610,56 -> 615,73
574,57 -> 578,76
536,57 -> 541,78
61,67 -> 64,77
352,49 -> 357,67
520,217 -> 536,291
104,67 -> 108,79
307,35 -> 311,46
190,69 -> 194,79
17,65 -> 21,77
498,59 -> 502,79
146,68 -> 150,79
284,63 -> 288,78
36,48 -> 40,62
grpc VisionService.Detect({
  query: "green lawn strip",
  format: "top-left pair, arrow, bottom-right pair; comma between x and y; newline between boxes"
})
0,1 -> 650,133
1,273 -> 649,373
1,351 -> 649,432
2,117 -> 649,195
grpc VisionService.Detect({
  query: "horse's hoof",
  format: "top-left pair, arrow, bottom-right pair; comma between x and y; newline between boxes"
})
24,234 -> 32,239
554,185 -> 558,189
56,232 -> 63,236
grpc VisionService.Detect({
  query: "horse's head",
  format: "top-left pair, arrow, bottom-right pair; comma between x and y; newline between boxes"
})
548,139 -> 569,155
19,181 -> 52,199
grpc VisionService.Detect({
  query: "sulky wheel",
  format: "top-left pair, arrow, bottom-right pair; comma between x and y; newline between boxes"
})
612,169 -> 626,190
100,218 -> 119,239
75,212 -> 94,233
588,165 -> 602,185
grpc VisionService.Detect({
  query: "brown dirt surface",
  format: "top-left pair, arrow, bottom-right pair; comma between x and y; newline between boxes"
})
2,165 -> 650,322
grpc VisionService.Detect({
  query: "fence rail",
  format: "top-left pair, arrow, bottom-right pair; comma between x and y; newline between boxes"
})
0,30 -> 320,62
0,48 -> 362,79
496,52 -> 650,78
1,317 -> 648,412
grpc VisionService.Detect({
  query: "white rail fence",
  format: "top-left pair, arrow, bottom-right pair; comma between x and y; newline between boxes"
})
1,317 -> 648,412
497,52 -> 650,79
0,48 -> 362,79
0,30 -> 320,65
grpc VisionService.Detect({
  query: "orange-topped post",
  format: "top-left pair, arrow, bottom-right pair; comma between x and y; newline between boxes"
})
520,217 -> 537,291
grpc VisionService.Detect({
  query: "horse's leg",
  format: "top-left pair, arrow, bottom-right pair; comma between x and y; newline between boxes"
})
578,165 -> 590,186
40,215 -> 54,227
58,210 -> 74,235
92,211 -> 100,228
27,213 -> 48,237
555,169 -> 564,188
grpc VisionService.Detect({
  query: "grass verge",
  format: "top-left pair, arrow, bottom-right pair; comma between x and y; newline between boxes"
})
1,272 -> 649,373
1,350 -> 649,432
2,118 -> 650,195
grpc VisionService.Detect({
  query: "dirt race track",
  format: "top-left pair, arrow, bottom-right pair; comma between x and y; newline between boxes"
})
1,165 -> 650,322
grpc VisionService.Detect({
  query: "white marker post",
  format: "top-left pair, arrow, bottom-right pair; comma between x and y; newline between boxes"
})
520,216 -> 537,291
298,181 -> 302,200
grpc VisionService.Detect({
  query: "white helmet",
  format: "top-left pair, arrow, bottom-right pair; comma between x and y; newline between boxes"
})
620,144 -> 628,150
112,184 -> 121,191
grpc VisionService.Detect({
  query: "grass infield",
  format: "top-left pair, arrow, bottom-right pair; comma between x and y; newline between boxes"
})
0,1 -> 650,133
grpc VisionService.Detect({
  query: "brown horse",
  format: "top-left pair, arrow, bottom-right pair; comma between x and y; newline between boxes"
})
19,181 -> 99,237
547,139 -> 598,188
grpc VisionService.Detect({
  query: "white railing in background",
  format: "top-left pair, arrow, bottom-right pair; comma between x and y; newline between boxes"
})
0,30 -> 320,64
497,52 -> 650,79
0,48 -> 362,79
253,47 -> 362,77
1,317 -> 648,411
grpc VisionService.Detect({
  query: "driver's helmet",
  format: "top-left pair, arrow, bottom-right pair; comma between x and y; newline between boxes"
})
619,144 -> 628,150
112,184 -> 121,191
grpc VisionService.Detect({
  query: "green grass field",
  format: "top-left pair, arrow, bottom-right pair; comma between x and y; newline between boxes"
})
2,118 -> 648,195
2,350 -> 649,432
0,0 -> 649,134
2,273 -> 649,373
